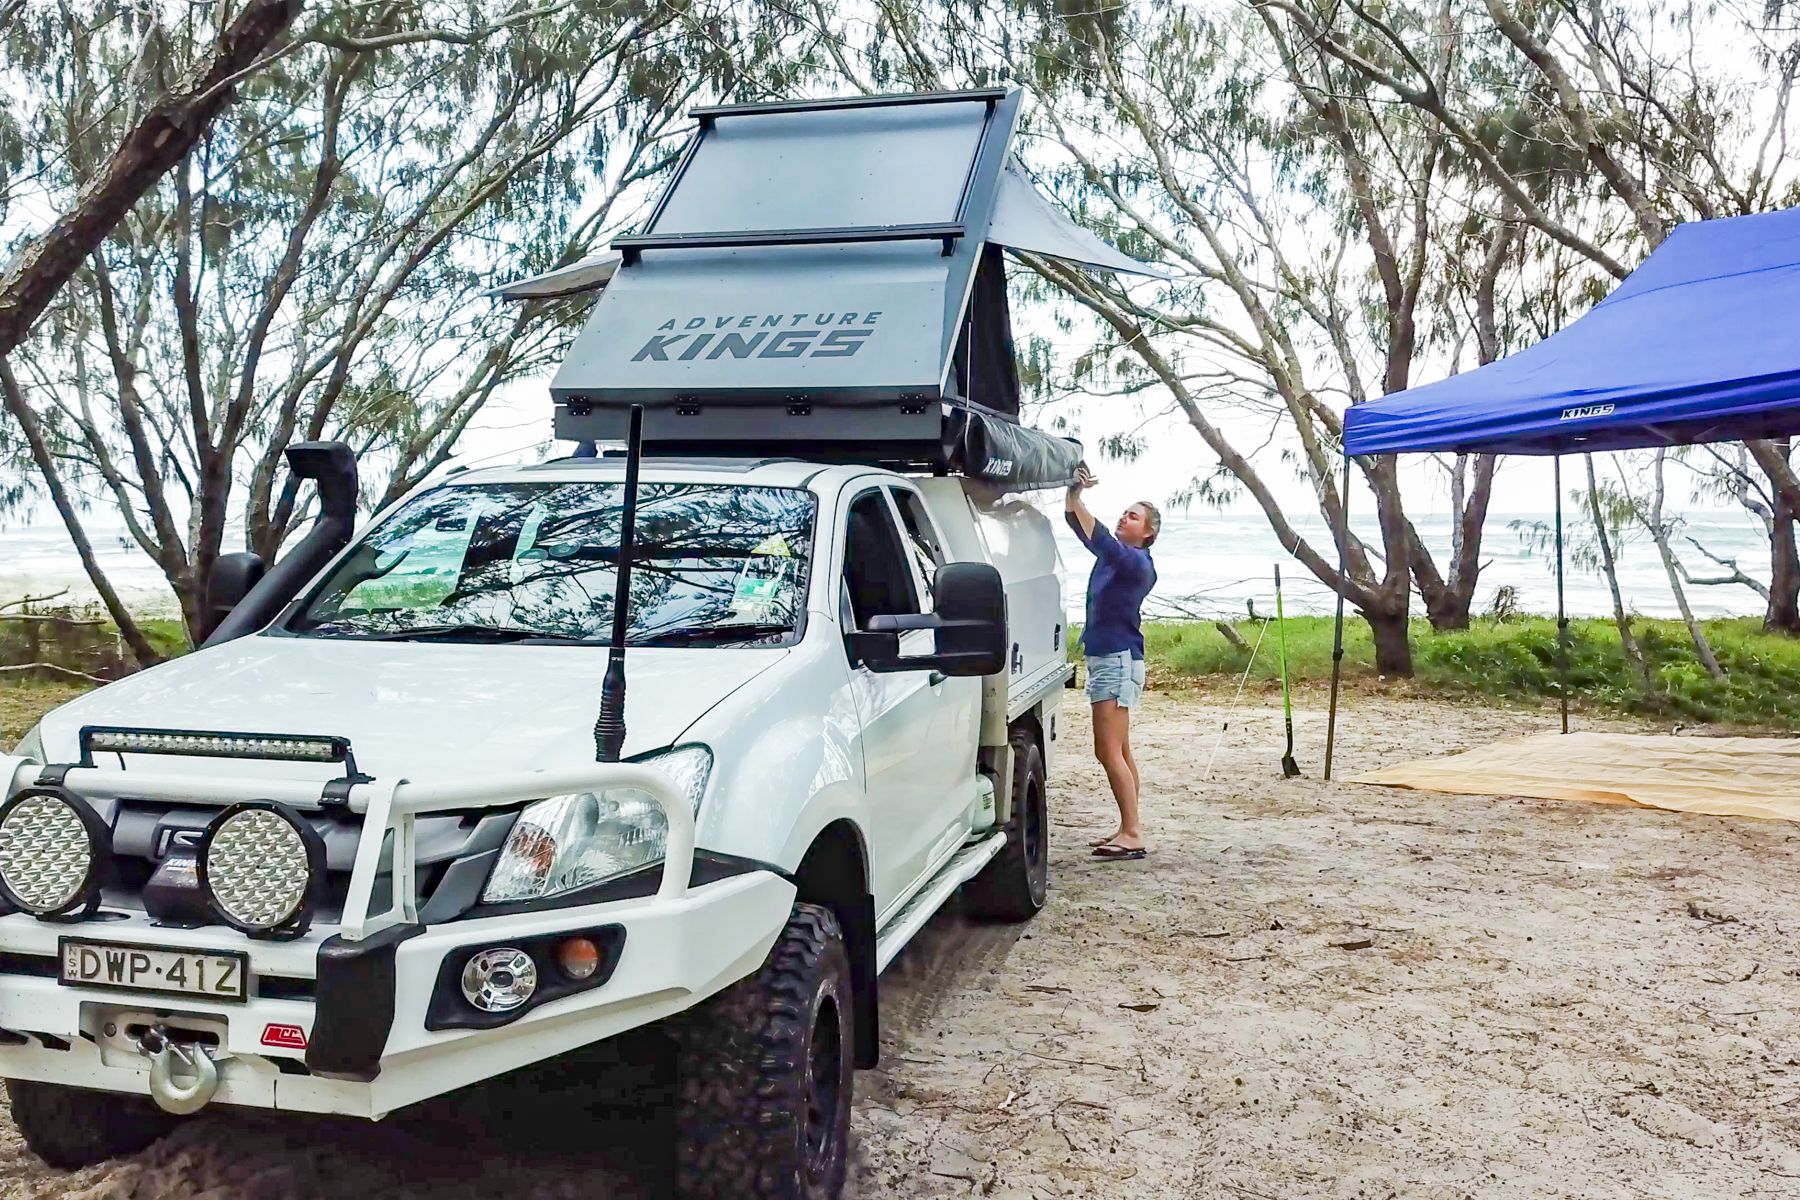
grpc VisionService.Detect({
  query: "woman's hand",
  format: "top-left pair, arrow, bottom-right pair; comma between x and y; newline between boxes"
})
1065,464 -> 1099,537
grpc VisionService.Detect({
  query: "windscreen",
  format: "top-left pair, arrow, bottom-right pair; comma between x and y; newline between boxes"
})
290,482 -> 816,647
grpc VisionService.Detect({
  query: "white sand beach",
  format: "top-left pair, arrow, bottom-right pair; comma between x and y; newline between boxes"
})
0,684 -> 1792,1198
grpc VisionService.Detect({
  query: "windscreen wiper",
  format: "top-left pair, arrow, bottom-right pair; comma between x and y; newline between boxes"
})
631,623 -> 794,646
344,622 -> 590,644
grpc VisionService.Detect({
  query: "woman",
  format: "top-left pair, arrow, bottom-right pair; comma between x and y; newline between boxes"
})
1064,465 -> 1159,860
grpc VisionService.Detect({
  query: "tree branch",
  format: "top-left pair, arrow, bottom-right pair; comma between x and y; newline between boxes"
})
0,0 -> 303,355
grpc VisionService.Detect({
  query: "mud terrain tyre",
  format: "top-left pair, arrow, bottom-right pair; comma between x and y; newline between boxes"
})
673,902 -> 854,1200
7,1079 -> 178,1169
963,727 -> 1048,922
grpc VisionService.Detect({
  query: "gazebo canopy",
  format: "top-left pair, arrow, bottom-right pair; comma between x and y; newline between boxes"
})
1342,206 -> 1800,456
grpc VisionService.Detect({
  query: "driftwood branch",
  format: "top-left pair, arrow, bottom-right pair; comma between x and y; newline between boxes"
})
0,663 -> 109,684
0,590 -> 71,614
0,615 -> 103,626
1680,536 -> 1772,601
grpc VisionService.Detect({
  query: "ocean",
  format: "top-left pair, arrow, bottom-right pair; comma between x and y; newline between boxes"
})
1072,508 -> 1775,622
0,507 -> 1775,622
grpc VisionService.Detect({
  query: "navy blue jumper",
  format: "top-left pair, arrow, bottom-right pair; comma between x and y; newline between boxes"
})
1066,514 -> 1156,660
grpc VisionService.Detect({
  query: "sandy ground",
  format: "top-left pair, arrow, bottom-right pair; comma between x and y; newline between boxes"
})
3,686 -> 1799,1198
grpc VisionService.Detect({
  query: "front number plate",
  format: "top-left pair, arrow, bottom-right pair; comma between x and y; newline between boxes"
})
58,939 -> 247,1004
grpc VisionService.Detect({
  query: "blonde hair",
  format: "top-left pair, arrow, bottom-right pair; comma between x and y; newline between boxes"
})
1134,501 -> 1161,548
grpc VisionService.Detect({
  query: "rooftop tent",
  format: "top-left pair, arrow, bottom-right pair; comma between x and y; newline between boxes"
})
524,88 -> 1157,487
1342,206 -> 1800,456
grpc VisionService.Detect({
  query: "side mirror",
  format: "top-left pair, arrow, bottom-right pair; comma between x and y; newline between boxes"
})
206,552 -> 267,629
850,562 -> 1007,677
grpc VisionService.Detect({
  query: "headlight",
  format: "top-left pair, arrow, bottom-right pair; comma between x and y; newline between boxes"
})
9,725 -> 45,763
481,746 -> 711,905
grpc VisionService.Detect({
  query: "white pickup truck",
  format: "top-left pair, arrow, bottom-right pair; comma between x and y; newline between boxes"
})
0,451 -> 1069,1197
0,82 -> 1156,1197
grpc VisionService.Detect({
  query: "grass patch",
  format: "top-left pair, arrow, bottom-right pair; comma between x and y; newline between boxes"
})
1133,614 -> 1800,730
0,613 -> 189,681
0,680 -> 90,748
0,612 -> 189,748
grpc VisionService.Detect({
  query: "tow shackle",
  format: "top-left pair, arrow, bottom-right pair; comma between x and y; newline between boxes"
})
138,1024 -> 219,1115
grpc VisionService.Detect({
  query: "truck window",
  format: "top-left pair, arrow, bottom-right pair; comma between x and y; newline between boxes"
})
889,487 -> 944,595
843,490 -> 920,628
331,492 -> 483,612
289,481 -> 817,646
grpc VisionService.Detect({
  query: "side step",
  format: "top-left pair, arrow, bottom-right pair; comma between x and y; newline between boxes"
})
873,831 -> 1007,974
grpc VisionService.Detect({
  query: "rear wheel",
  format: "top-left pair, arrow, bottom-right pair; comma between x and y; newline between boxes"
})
6,1079 -> 178,1169
673,903 -> 854,1200
963,727 -> 1049,921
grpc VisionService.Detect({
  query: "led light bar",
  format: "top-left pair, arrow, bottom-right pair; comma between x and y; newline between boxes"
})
81,727 -> 349,766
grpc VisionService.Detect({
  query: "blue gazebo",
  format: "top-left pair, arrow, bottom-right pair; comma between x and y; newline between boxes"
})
1326,207 -> 1800,774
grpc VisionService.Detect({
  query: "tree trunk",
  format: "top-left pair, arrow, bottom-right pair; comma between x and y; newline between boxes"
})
1584,455 -> 1650,692
175,579 -> 208,649
1746,438 -> 1800,632
0,362 -> 162,668
1408,452 -> 1497,632
1420,589 -> 1473,631
1766,490 -> 1800,634
1648,449 -> 1725,679
1366,607 -> 1414,677
1769,515 -> 1800,633
0,0 -> 304,356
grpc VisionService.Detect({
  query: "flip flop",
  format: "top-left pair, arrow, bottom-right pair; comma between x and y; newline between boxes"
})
1089,835 -> 1123,847
1091,842 -> 1147,860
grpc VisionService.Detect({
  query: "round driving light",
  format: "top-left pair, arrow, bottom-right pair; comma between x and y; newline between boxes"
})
556,936 -> 601,981
197,803 -> 324,937
0,787 -> 107,919
460,947 -> 538,1013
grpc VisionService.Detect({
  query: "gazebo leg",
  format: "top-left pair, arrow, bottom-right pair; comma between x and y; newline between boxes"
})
1554,454 -> 1569,735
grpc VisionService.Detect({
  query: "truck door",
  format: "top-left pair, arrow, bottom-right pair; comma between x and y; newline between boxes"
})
841,487 -> 950,916
887,484 -> 984,867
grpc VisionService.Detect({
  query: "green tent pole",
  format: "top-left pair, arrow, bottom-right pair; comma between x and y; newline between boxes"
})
1274,565 -> 1301,778
1324,454 -> 1350,780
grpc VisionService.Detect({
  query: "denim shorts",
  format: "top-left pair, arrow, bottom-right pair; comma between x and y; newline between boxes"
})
1085,651 -> 1147,707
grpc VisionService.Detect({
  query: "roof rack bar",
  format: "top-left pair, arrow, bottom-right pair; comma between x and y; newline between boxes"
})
691,87 -> 1006,128
614,222 -> 965,265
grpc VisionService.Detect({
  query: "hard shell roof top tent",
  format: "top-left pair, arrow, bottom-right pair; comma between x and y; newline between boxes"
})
1322,205 -> 1800,778
495,87 -> 1158,488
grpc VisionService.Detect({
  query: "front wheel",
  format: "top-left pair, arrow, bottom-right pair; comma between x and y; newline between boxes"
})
6,1079 -> 179,1169
672,903 -> 854,1200
963,727 -> 1049,921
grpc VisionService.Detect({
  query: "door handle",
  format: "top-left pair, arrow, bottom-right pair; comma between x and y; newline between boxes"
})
928,672 -> 947,687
